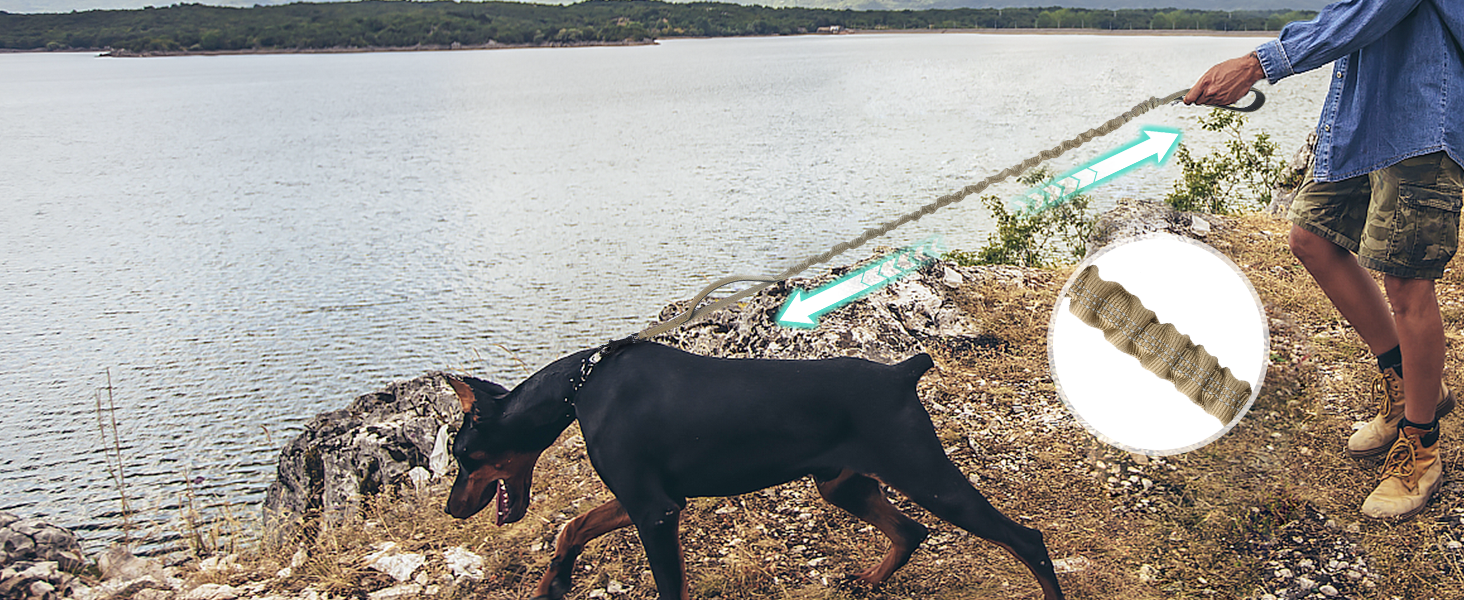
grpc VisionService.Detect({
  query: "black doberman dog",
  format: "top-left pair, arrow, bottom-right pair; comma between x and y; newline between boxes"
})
445,340 -> 1063,600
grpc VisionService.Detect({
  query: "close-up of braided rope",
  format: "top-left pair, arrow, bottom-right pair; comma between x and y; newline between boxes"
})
1065,264 -> 1251,424
638,89 -> 1201,339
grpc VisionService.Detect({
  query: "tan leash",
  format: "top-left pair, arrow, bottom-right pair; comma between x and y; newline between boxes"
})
635,88 -> 1265,339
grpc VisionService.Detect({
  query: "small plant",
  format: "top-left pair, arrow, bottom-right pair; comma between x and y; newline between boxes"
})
1166,107 -> 1291,214
177,472 -> 247,560
95,368 -> 135,546
948,168 -> 1096,268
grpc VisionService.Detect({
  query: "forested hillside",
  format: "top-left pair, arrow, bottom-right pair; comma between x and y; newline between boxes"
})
0,0 -> 1314,54
0,0 -> 1335,16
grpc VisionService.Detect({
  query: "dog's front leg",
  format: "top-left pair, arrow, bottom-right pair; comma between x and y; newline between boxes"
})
632,505 -> 691,600
532,500 -> 633,600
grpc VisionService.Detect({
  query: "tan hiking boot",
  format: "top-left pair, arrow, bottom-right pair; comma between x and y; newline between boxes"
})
1346,368 -> 1455,458
1361,425 -> 1443,519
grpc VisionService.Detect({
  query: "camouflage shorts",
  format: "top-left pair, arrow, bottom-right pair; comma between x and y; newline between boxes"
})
1288,151 -> 1464,280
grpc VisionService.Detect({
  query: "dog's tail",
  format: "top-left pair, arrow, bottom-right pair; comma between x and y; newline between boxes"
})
895,353 -> 935,382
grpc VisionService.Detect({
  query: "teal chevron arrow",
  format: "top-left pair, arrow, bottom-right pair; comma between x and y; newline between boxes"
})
777,236 -> 943,329
1010,126 -> 1182,214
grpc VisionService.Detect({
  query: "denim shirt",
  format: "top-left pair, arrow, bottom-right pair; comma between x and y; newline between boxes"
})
1253,0 -> 1464,182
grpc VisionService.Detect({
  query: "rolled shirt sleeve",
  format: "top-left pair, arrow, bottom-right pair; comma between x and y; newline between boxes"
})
1253,0 -> 1425,84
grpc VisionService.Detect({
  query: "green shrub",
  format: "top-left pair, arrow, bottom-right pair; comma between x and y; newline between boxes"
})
948,168 -> 1096,268
1165,107 -> 1290,214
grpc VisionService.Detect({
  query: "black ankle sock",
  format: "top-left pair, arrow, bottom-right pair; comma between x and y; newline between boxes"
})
1400,417 -> 1440,447
1377,345 -> 1403,376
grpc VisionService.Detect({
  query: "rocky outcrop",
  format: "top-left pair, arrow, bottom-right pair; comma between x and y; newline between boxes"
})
0,514 -> 194,600
0,513 -> 87,600
1086,198 -> 1221,253
0,514 -> 85,574
262,375 -> 464,541
83,545 -> 183,600
0,561 -> 74,600
649,251 -> 1029,363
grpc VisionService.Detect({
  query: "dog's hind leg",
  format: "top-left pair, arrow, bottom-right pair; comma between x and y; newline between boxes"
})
532,500 -> 633,600
815,469 -> 928,586
880,462 -> 1064,600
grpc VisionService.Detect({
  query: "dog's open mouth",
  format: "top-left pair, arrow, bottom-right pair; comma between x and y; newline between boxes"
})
486,479 -> 528,526
447,470 -> 530,523
492,480 -> 510,526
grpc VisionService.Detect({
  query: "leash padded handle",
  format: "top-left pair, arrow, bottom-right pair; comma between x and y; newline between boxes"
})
1170,87 -> 1265,113
1225,88 -> 1265,112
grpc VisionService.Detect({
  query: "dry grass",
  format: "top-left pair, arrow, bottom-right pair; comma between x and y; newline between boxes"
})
212,212 -> 1464,600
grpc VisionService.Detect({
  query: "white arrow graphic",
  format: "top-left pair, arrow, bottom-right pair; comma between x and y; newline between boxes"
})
777,237 -> 942,329
1011,126 -> 1182,214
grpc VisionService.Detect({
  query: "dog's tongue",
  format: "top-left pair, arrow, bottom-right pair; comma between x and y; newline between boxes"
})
493,481 -> 509,526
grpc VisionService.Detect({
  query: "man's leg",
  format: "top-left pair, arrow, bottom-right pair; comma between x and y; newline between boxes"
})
1363,277 -> 1445,519
1384,276 -> 1446,425
1288,226 -> 1399,354
1284,168 -> 1421,457
1356,152 -> 1462,519
1291,224 -> 1422,458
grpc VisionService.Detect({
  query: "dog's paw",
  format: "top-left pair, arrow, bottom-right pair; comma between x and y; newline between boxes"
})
846,567 -> 887,587
530,577 -> 572,600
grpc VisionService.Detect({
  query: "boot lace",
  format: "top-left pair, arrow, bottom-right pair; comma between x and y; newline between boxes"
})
1372,373 -> 1390,417
1379,434 -> 1416,481
1371,371 -> 1402,418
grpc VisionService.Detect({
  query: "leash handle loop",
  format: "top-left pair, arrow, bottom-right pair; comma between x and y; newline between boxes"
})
637,275 -> 780,339
1167,87 -> 1266,113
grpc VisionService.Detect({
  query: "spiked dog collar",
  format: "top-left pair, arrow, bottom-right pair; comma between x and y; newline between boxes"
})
566,335 -> 640,404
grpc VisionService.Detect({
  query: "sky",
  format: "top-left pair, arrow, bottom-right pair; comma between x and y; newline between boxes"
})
2,0 -> 1332,16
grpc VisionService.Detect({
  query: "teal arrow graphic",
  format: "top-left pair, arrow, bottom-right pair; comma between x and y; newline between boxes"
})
1010,126 -> 1182,214
777,236 -> 943,329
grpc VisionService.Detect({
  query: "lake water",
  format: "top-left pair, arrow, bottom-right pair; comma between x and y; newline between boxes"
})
0,33 -> 1328,552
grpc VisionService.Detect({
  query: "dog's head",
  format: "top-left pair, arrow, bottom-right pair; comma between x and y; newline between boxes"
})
444,375 -> 541,525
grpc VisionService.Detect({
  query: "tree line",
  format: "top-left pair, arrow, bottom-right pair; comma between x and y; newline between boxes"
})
0,1 -> 1317,54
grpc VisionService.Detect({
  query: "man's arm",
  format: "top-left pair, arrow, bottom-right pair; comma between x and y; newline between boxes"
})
1185,0 -> 1424,107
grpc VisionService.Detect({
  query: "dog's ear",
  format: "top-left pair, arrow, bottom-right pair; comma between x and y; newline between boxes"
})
448,375 -> 511,414
448,377 -> 478,413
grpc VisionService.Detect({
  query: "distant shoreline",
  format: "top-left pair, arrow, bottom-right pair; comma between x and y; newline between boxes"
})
1,28 -> 1276,58
859,27 -> 1275,38
1,2 -> 1305,58
96,39 -> 658,57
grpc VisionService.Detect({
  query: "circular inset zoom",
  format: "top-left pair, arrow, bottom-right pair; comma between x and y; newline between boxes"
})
1049,233 -> 1268,455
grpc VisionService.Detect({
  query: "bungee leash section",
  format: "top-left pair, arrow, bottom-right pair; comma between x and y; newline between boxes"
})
1065,265 -> 1252,424
634,88 -> 1265,340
